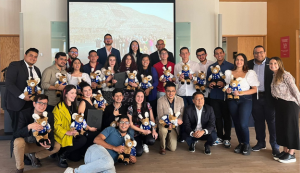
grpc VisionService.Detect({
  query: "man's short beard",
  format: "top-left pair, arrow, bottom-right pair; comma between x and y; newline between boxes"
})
105,43 -> 112,46
119,128 -> 127,133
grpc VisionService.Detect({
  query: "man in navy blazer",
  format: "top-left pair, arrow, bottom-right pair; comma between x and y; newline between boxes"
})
183,91 -> 217,155
97,34 -> 121,67
5,48 -> 42,133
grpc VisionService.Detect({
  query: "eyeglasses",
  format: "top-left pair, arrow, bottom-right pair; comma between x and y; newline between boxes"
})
197,53 -> 206,57
254,51 -> 265,55
132,45 -> 138,48
70,51 -> 78,54
36,102 -> 48,106
166,90 -> 176,93
105,38 -> 112,41
157,43 -> 165,46
119,121 -> 130,125
160,53 -> 168,55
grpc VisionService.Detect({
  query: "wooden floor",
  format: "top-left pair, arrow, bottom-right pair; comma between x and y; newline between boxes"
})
0,126 -> 299,173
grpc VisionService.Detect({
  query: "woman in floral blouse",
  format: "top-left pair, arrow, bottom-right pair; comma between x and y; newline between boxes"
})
270,57 -> 300,163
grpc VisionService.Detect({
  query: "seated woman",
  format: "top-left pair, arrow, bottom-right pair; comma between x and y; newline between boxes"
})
119,53 -> 138,107
127,90 -> 158,156
137,54 -> 159,119
67,58 -> 91,101
77,81 -> 105,153
53,85 -> 87,167
224,53 -> 259,155
101,54 -> 119,104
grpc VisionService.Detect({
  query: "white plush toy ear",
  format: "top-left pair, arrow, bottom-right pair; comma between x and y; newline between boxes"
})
162,66 -> 166,71
210,66 -> 213,70
92,94 -> 97,97
35,77 -> 40,84
97,90 -> 102,94
231,74 -> 234,80
236,77 -> 243,83
215,65 -> 220,70
133,140 -> 137,147
126,70 -> 130,74
72,113 -> 78,120
144,112 -> 149,118
32,113 -> 40,120
138,114 -> 143,119
42,112 -> 48,118
55,72 -> 62,78
168,66 -> 172,71
91,68 -> 94,72
147,75 -> 152,81
95,70 -> 102,76
169,108 -> 173,115
108,67 -> 111,70
141,74 -> 144,79
124,134 -> 131,141
115,117 -> 119,121
133,70 -> 137,75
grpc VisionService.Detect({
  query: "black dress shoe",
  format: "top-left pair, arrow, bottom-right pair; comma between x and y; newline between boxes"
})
242,144 -> 251,155
27,153 -> 42,167
57,151 -> 68,168
14,168 -> 24,173
273,151 -> 286,161
24,154 -> 32,165
204,144 -> 211,155
234,144 -> 244,153
189,142 -> 196,152
252,143 -> 266,151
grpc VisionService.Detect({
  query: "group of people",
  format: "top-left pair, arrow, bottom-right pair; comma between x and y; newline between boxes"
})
5,33 -> 300,173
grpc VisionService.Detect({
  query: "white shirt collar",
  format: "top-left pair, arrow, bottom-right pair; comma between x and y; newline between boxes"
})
24,60 -> 34,68
253,58 -> 266,65
195,105 -> 203,112
182,60 -> 190,64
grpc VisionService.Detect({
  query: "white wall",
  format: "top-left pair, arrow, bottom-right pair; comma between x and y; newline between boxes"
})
176,0 -> 219,62
220,2 -> 267,36
21,0 -> 67,72
0,0 -> 20,34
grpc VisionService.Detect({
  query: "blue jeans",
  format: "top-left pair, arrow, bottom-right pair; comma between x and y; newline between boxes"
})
227,95 -> 252,144
180,96 -> 193,107
186,130 -> 217,146
156,92 -> 165,99
74,144 -> 115,173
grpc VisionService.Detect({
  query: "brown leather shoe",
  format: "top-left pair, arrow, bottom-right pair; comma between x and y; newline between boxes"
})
14,168 -> 24,173
27,153 -> 42,167
159,148 -> 166,155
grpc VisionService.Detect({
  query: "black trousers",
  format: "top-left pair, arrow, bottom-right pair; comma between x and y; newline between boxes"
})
210,99 -> 231,140
8,101 -> 33,134
135,134 -> 155,156
63,135 -> 87,162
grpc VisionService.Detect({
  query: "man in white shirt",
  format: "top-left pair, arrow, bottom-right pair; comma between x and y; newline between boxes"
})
196,48 -> 214,105
183,91 -> 217,155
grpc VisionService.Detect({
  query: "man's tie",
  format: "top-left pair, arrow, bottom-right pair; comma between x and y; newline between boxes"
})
29,67 -> 33,78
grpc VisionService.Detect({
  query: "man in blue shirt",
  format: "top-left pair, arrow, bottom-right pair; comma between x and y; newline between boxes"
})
206,47 -> 234,148
64,114 -> 136,173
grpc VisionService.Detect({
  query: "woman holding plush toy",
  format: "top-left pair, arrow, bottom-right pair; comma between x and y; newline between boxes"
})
224,53 -> 259,155
269,57 -> 300,163
53,85 -> 88,167
127,90 -> 158,156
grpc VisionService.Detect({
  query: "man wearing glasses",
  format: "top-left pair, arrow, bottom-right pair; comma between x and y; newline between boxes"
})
13,94 -> 61,173
247,45 -> 280,156
150,39 -> 175,66
97,34 -> 121,67
66,47 -> 83,72
156,82 -> 184,155
41,52 -> 67,112
64,114 -> 136,173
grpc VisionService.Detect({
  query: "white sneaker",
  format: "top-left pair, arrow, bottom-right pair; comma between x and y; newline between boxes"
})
213,138 -> 223,145
223,140 -> 231,148
143,144 -> 149,153
64,167 -> 74,173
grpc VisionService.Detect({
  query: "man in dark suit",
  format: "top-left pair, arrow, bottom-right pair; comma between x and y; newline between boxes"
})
150,39 -> 175,66
5,48 -> 42,133
183,91 -> 217,155
13,94 -> 61,173
247,45 -> 279,156
97,34 -> 121,67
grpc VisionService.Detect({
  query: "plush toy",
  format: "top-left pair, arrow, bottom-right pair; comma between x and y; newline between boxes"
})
54,72 -> 68,97
159,108 -> 180,133
177,63 -> 192,85
138,112 -> 156,132
118,134 -> 137,165
103,67 -> 114,88
93,90 -> 108,111
90,68 -> 103,88
138,74 -> 153,91
222,75 -> 243,99
159,66 -> 175,87
23,77 -> 42,101
76,77 -> 84,101
32,112 -> 51,145
110,116 -> 120,127
208,65 -> 226,87
70,113 -> 88,137
124,70 -> 139,91
193,71 -> 206,93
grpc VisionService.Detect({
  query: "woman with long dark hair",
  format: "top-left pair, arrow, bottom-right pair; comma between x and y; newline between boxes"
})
270,57 -> 300,163
137,54 -> 159,119
129,40 -> 142,67
118,53 -> 137,72
127,90 -> 157,156
224,53 -> 259,155
101,54 -> 119,104
53,85 -> 87,167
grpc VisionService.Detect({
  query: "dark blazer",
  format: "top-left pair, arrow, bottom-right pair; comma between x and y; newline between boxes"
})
247,58 -> 275,106
183,104 -> 216,135
82,62 -> 103,74
14,107 -> 55,151
135,52 -> 143,67
5,60 -> 42,111
150,51 -> 175,66
97,47 -> 121,67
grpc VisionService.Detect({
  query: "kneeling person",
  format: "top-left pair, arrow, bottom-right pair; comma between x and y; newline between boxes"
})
64,114 -> 136,173
183,91 -> 217,155
13,94 -> 61,173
